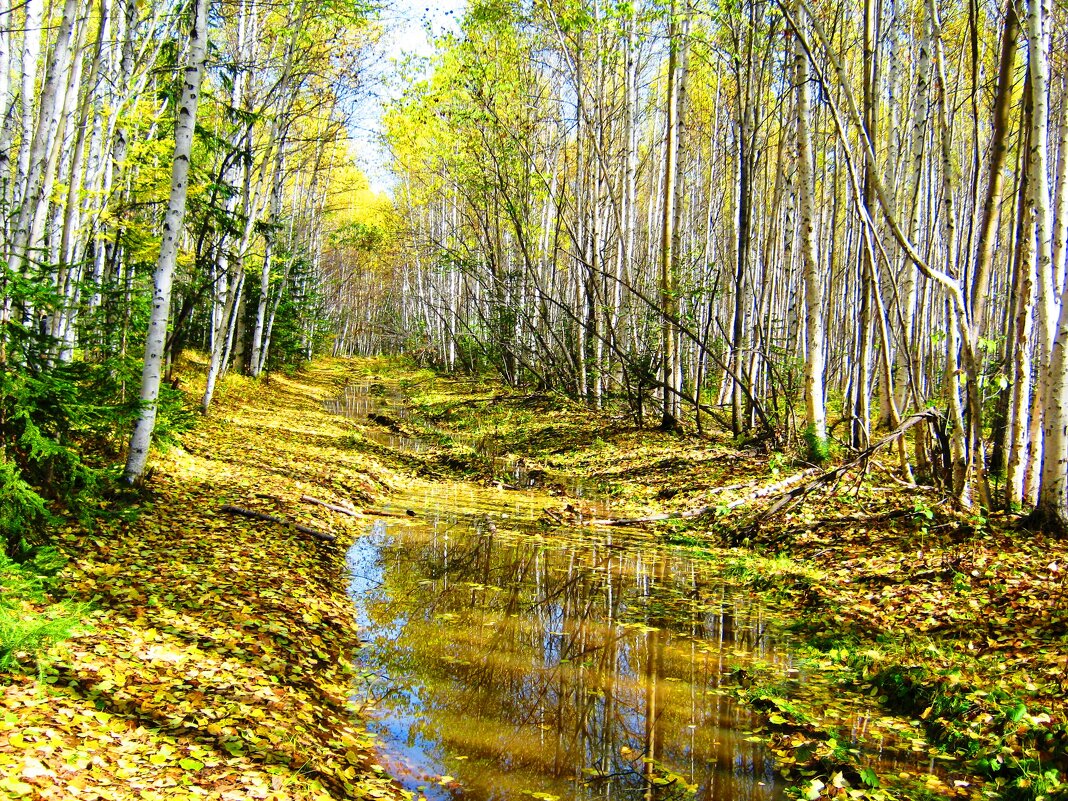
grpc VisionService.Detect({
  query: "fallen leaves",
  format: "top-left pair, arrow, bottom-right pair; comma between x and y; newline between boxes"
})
1,360 -> 408,801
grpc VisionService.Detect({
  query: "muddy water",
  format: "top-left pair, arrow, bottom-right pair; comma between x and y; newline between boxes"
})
347,482 -> 796,801
336,386 -> 937,801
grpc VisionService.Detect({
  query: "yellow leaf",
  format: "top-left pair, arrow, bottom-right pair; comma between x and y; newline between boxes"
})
1,778 -> 34,796
21,757 -> 54,780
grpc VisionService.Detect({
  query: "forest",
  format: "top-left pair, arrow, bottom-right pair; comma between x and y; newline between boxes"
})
376,0 -> 1068,525
3,0 -> 1068,798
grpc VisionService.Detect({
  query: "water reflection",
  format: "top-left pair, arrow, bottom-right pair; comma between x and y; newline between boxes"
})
325,384 -> 430,453
347,483 -> 788,801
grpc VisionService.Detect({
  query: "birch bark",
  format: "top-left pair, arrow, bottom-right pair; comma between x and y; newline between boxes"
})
124,0 -> 209,482
792,2 -> 826,459
659,0 -> 682,430
1033,0 -> 1068,529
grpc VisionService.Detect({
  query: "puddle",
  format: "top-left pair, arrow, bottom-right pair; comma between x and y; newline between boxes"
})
333,382 -> 964,801
347,485 -> 789,801
325,384 -> 429,453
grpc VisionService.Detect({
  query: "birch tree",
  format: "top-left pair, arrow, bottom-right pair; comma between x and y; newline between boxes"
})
791,1 -> 826,461
124,0 -> 209,481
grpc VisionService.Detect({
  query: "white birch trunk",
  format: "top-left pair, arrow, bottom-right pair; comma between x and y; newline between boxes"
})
1025,0 -> 1055,507
124,0 -> 208,482
1007,168 -> 1037,508
1,0 -> 75,349
793,5 -> 826,456
14,0 -> 44,210
1034,0 -> 1068,526
0,3 -> 12,220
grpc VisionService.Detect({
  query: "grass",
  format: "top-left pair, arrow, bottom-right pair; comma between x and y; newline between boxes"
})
721,552 -> 824,592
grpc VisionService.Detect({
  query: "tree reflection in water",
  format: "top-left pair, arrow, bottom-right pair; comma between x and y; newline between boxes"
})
347,481 -> 786,801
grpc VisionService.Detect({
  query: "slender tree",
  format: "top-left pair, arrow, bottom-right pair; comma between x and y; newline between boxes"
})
124,0 -> 209,481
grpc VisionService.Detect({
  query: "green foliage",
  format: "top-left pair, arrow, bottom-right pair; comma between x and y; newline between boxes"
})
723,552 -> 821,593
0,460 -> 50,559
744,687 -> 813,725
857,658 -> 1068,801
1,362 -> 97,556
0,548 -> 85,672
911,498 -> 934,549
802,425 -> 829,465
154,380 -> 199,448
265,291 -> 307,370
0,343 -> 192,556
858,767 -> 880,789
330,221 -> 386,252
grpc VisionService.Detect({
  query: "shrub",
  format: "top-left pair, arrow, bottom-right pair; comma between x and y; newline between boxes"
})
0,350 -> 194,555
0,548 -> 85,672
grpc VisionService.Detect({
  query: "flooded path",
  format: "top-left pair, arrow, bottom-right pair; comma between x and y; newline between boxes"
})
333,382 -> 952,801
347,481 -> 789,801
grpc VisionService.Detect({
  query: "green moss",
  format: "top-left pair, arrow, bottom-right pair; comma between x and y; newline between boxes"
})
802,425 -> 830,465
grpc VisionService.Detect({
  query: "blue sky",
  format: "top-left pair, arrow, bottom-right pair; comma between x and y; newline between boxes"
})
351,0 -> 468,194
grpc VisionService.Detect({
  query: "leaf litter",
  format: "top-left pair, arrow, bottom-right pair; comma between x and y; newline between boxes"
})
1,358 -> 410,801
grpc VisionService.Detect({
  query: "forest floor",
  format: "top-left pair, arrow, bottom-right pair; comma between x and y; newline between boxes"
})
5,356 -> 1068,801
1,356 -> 413,800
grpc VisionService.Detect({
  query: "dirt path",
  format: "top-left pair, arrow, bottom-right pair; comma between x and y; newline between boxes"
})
1,358 -> 407,800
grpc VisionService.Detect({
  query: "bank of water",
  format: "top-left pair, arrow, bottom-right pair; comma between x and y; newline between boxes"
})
333,384 -> 944,801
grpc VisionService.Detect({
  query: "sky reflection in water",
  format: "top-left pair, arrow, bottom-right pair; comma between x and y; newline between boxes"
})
346,481 -> 788,801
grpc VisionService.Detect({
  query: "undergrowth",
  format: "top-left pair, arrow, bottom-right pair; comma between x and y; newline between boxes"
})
1,354 -> 193,557
869,658 -> 1068,800
1,343 -> 193,672
722,552 -> 823,593
0,548 -> 85,672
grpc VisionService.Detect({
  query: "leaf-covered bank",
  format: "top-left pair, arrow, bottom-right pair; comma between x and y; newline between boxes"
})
375,363 -> 1068,800
1,357 -> 408,800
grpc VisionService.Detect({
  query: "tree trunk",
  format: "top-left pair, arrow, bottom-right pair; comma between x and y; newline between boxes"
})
1032,0 -> 1068,529
124,0 -> 209,482
792,3 -> 827,460
659,0 -> 683,431
969,0 -> 1020,332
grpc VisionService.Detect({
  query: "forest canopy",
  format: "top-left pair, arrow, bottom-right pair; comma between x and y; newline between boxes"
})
3,0 -> 1068,539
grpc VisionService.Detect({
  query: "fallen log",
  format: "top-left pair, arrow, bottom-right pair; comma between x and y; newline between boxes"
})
300,495 -> 358,517
752,409 -> 939,524
542,508 -> 564,524
221,505 -> 336,542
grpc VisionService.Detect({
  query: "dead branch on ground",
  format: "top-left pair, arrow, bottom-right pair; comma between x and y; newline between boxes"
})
221,505 -> 336,542
300,495 -> 359,516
